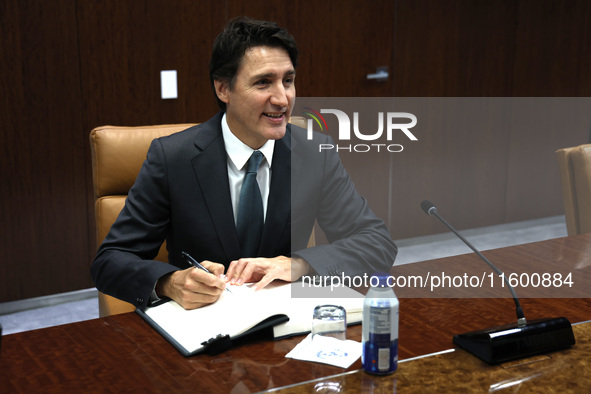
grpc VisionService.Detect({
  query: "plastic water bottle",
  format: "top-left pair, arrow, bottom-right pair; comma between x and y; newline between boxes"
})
362,272 -> 399,374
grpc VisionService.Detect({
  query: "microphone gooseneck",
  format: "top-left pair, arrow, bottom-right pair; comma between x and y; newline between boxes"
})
420,200 -> 526,327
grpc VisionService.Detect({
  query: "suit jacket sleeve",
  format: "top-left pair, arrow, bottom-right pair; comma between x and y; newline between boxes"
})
291,130 -> 397,277
91,137 -> 178,310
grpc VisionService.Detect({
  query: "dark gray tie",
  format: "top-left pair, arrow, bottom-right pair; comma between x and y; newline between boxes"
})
236,150 -> 264,257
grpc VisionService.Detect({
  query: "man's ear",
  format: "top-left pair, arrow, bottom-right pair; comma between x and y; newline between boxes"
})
214,79 -> 230,104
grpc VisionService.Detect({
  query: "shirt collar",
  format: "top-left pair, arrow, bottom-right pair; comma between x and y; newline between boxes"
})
221,112 -> 275,170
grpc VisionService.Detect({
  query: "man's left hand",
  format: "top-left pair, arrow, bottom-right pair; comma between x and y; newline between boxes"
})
225,256 -> 310,290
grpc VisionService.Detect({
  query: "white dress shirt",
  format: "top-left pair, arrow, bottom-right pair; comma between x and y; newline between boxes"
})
221,113 -> 275,224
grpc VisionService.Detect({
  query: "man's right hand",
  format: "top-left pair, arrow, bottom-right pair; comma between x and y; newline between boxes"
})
157,261 -> 227,309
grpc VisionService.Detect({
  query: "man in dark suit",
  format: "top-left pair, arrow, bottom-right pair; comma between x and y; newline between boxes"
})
91,17 -> 397,311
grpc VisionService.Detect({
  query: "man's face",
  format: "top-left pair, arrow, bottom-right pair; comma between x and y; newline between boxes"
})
215,46 -> 296,149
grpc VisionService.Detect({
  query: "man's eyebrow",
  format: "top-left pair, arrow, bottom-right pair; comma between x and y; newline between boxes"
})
251,69 -> 296,80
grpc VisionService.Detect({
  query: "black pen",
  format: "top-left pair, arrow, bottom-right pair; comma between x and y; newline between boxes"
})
181,251 -> 232,293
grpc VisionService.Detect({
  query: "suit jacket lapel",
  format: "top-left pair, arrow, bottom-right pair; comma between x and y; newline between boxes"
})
259,128 -> 292,256
191,114 -> 242,261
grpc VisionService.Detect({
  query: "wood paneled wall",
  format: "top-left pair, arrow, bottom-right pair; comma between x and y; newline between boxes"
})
1,0 -> 590,302
389,0 -> 591,237
1,0 -> 89,301
77,1 -> 223,128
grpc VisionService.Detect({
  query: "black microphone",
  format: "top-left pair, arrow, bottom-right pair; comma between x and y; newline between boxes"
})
421,200 -> 575,364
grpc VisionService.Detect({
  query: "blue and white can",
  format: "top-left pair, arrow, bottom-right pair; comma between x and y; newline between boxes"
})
362,273 -> 399,374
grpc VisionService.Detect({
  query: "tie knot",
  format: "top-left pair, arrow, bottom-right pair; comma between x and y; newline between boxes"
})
246,150 -> 263,173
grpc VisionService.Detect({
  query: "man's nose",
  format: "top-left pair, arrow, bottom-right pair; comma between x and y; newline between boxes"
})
270,83 -> 289,107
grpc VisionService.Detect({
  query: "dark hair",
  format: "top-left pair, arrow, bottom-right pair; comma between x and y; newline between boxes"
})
209,17 -> 298,111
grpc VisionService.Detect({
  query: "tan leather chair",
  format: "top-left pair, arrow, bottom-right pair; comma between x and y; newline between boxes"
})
90,124 -> 197,316
556,144 -> 591,235
90,117 -> 311,317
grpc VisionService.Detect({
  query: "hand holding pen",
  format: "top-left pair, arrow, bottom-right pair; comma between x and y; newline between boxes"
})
182,251 -> 232,293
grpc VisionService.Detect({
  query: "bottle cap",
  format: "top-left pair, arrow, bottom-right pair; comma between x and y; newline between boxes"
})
370,272 -> 391,287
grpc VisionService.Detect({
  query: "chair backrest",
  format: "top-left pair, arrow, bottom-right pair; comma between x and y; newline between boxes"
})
89,118 -> 310,317
556,144 -> 591,235
90,124 -> 196,316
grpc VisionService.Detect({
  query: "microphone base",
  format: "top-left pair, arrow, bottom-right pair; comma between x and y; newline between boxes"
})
453,317 -> 575,364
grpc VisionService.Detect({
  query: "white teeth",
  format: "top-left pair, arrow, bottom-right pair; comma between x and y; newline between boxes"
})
264,113 -> 283,118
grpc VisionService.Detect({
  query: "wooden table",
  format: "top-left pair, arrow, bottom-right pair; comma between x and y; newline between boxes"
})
1,234 -> 590,392
271,321 -> 591,393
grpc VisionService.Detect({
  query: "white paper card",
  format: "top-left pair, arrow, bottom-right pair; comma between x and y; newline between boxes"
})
285,334 -> 362,369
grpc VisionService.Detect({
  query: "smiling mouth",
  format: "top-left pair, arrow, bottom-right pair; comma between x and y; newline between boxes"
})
263,112 -> 285,119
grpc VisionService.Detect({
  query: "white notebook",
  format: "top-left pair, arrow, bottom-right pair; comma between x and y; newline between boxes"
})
137,281 -> 363,356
